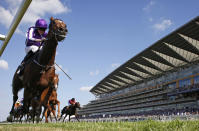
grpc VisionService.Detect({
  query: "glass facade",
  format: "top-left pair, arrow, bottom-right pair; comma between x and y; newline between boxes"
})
179,78 -> 191,87
194,75 -> 199,84
168,82 -> 176,89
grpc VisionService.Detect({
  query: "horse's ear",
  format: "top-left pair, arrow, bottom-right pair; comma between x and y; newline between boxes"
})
50,17 -> 54,21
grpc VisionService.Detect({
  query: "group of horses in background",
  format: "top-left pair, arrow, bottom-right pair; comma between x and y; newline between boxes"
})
7,17 -> 81,123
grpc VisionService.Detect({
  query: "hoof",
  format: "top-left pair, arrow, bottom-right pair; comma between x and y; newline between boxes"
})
36,117 -> 41,123
7,115 -> 13,122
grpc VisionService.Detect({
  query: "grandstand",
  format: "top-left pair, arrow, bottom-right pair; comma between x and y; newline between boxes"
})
78,16 -> 199,120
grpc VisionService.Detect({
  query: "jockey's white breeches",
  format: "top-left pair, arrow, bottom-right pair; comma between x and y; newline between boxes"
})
25,45 -> 42,54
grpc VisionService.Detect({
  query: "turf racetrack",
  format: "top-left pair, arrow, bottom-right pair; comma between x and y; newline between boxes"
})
1,120 -> 199,131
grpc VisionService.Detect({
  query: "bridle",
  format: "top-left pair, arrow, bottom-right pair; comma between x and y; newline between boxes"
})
49,19 -> 67,41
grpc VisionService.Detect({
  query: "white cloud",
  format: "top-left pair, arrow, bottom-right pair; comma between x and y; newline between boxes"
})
0,0 -> 71,32
80,86 -> 93,92
143,1 -> 155,12
153,19 -> 172,31
89,70 -> 99,76
149,17 -> 153,22
0,59 -> 9,70
0,6 -> 13,28
23,0 -> 71,25
111,63 -> 120,69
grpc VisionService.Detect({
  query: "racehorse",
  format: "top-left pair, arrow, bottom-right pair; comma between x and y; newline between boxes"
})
13,105 -> 24,123
41,74 -> 60,123
8,17 -> 67,123
59,102 -> 81,122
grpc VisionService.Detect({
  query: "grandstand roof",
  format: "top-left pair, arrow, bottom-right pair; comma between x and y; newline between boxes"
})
90,16 -> 199,96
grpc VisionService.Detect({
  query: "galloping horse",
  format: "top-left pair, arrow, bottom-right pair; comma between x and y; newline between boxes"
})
13,105 -> 24,123
8,17 -> 67,122
59,102 -> 81,122
41,74 -> 60,123
29,74 -> 60,123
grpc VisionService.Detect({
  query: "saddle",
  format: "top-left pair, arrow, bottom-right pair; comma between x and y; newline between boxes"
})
17,50 -> 39,76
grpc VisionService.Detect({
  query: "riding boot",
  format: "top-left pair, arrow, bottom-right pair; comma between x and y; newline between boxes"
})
17,51 -> 34,76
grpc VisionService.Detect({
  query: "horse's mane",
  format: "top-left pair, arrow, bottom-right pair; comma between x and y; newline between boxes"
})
48,18 -> 64,29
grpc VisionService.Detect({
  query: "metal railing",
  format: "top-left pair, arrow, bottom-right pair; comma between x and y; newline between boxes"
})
0,0 -> 32,57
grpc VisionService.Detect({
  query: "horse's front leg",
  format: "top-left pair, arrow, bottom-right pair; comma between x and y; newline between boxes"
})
45,105 -> 50,123
58,113 -> 63,121
41,106 -> 47,120
19,114 -> 23,123
56,100 -> 61,118
7,94 -> 19,122
75,113 -> 80,122
11,96 -> 18,114
23,88 -> 31,114
52,109 -> 57,122
69,115 -> 71,122
36,105 -> 42,123
63,114 -> 67,122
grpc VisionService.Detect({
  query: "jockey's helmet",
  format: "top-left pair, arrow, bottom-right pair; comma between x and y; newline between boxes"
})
35,19 -> 47,29
71,98 -> 75,101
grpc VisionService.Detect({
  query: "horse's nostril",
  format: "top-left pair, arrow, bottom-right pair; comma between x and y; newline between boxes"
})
59,28 -> 64,32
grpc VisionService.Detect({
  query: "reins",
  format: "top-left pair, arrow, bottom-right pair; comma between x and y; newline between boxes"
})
33,59 -> 54,72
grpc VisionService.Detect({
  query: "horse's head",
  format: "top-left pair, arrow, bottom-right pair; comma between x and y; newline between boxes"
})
49,17 -> 68,41
75,102 -> 81,109
52,74 -> 59,90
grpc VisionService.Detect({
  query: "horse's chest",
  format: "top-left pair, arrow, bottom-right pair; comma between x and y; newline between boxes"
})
38,75 -> 50,87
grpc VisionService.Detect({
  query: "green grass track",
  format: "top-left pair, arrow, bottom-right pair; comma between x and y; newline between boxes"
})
1,120 -> 199,131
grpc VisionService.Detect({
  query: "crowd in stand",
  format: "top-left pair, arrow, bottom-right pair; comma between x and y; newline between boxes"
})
78,107 -> 199,122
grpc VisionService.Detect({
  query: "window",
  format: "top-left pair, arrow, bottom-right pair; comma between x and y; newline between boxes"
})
168,82 -> 176,89
194,75 -> 199,84
179,78 -> 191,87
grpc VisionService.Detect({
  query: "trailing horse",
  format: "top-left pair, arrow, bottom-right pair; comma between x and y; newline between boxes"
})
13,106 -> 24,123
41,74 -> 60,123
7,17 -> 67,123
59,102 -> 81,122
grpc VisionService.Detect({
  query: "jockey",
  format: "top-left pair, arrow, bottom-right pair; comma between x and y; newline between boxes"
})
14,101 -> 21,110
17,18 -> 48,75
68,98 -> 76,108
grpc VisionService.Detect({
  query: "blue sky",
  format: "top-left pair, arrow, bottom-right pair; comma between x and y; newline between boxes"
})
0,0 -> 198,121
